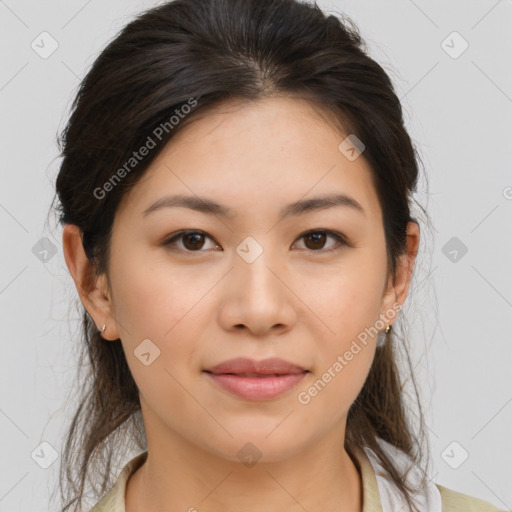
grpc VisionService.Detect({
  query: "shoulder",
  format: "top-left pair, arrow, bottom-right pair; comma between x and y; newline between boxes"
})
436,484 -> 509,512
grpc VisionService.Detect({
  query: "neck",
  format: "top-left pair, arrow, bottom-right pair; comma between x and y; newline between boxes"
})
126,429 -> 363,512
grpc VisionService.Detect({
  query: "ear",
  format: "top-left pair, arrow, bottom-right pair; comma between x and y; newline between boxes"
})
380,221 -> 420,324
62,224 -> 120,341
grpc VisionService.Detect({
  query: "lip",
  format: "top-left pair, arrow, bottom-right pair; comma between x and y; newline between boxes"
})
203,357 -> 309,401
205,357 -> 307,375
205,372 -> 308,401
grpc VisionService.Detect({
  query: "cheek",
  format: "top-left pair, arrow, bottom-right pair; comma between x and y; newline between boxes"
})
109,257 -> 203,409
297,250 -> 385,397
304,257 -> 386,341
296,328 -> 375,438
109,242 -> 201,338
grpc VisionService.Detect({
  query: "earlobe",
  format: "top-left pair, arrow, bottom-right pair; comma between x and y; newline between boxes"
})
62,224 -> 119,341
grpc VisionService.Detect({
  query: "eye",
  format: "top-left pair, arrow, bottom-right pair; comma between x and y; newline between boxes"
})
163,230 -> 220,252
293,229 -> 348,253
163,229 -> 348,254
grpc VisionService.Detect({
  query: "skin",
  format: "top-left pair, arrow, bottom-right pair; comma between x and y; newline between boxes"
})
63,95 -> 419,512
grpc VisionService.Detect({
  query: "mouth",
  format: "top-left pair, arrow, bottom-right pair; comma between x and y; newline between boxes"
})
203,357 -> 309,401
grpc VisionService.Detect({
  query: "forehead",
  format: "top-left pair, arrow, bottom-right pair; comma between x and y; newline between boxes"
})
117,96 -> 382,225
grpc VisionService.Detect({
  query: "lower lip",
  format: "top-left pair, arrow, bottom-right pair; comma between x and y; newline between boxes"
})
205,371 -> 308,401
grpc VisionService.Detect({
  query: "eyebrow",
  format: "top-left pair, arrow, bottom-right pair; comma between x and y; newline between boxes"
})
142,192 -> 365,219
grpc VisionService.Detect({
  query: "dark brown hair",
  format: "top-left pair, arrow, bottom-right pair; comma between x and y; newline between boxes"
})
50,0 -> 433,510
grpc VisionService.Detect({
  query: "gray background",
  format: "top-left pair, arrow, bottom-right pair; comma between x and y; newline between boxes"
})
1,0 -> 511,510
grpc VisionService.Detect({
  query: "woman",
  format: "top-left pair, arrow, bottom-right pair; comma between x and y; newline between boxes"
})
52,0 -> 508,510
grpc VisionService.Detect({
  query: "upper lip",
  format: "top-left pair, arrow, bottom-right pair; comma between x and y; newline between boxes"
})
204,357 -> 308,375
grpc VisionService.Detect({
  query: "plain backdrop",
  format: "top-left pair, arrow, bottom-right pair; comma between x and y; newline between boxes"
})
0,0 -> 511,510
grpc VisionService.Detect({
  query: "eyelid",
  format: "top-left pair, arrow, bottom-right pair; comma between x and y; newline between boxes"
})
162,228 -> 350,253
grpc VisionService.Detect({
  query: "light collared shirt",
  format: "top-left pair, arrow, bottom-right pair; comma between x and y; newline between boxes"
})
90,446 -> 506,512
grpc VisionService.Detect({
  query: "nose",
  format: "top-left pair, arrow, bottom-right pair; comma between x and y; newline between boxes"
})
217,247 -> 297,337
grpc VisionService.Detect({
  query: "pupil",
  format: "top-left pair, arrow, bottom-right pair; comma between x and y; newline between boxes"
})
185,233 -> 204,250
307,232 -> 325,250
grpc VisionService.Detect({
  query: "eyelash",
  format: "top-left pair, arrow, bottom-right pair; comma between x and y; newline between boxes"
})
162,229 -> 349,254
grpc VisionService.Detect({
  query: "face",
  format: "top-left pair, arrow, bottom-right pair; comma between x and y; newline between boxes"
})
67,96 -> 418,464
